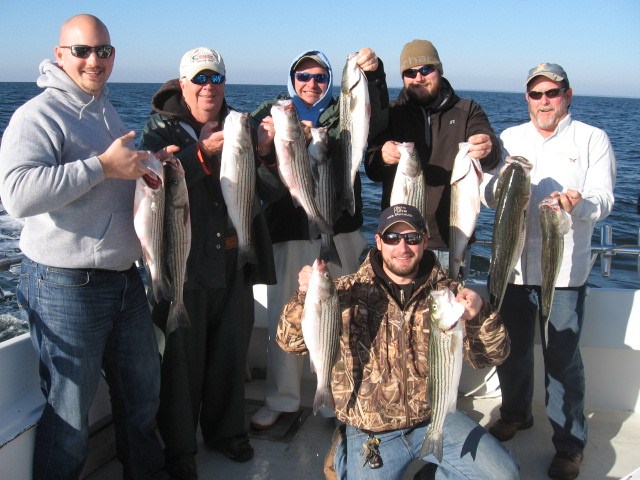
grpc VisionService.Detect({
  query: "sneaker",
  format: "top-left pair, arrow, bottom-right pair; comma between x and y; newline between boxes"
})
250,406 -> 283,430
488,416 -> 534,441
548,450 -> 583,480
165,454 -> 197,480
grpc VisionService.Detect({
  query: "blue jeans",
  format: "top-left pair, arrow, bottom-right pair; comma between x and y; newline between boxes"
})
334,410 -> 520,479
496,283 -> 588,454
17,257 -> 167,479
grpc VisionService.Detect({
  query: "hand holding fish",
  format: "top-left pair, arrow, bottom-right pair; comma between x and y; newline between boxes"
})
455,287 -> 482,320
99,131 -> 156,180
354,47 -> 379,72
550,189 -> 582,213
300,120 -> 314,144
466,133 -> 492,160
298,265 -> 314,292
256,116 -> 275,156
380,140 -> 402,165
198,120 -> 224,157
155,144 -> 181,161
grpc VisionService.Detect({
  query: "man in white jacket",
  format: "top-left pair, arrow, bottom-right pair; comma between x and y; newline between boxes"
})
483,63 -> 616,480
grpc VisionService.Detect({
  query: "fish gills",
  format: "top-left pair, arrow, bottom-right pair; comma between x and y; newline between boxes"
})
220,111 -> 258,269
489,156 -> 532,311
449,142 -> 483,279
539,196 -> 571,346
163,157 -> 192,335
309,127 -> 342,267
271,99 -> 332,239
339,54 -> 370,217
390,142 -> 428,223
420,287 -> 465,462
302,259 -> 341,415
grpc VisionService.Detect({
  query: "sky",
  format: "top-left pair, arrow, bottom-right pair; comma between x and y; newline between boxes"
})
1,0 -> 639,98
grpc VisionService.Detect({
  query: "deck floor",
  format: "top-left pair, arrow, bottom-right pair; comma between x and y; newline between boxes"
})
85,377 -> 640,480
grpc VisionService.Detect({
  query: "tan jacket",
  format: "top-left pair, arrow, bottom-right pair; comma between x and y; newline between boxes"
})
277,250 -> 510,433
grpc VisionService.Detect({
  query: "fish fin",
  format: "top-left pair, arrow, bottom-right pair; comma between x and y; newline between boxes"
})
542,315 -> 550,348
166,302 -> 190,336
312,387 -> 335,415
238,245 -> 257,269
152,278 -> 171,304
419,427 -> 443,462
319,238 -> 342,268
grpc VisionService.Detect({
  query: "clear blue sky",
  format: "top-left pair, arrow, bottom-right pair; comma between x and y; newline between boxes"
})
1,0 -> 639,98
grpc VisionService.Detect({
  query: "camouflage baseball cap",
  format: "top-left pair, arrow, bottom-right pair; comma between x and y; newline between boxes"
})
525,63 -> 570,88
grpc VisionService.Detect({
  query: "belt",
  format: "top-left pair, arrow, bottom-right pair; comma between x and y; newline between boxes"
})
225,236 -> 238,250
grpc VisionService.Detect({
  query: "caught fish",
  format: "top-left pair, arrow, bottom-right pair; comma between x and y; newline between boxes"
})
390,142 -> 428,225
539,195 -> 571,346
338,53 -> 370,216
489,156 -> 533,311
302,259 -> 341,415
420,286 -> 465,462
309,127 -> 341,267
271,99 -> 332,239
163,157 -> 192,336
449,142 -> 483,279
220,111 -> 258,268
134,152 -> 169,302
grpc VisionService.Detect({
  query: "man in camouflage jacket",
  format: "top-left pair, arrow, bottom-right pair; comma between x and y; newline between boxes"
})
277,205 -> 519,479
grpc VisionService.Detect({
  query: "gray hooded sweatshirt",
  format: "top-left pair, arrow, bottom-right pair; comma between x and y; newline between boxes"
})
0,59 -> 141,271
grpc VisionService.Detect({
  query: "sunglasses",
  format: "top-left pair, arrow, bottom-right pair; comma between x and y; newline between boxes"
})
402,65 -> 437,79
527,88 -> 566,100
380,232 -> 424,246
191,73 -> 226,85
295,72 -> 329,84
59,45 -> 114,59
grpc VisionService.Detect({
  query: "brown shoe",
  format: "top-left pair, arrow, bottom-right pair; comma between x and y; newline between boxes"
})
488,416 -> 533,441
548,451 -> 583,480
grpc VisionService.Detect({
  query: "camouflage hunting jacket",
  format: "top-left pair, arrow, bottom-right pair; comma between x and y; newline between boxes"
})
277,249 -> 510,433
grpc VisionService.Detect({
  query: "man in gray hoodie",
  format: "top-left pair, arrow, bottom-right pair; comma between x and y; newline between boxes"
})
0,14 -> 170,479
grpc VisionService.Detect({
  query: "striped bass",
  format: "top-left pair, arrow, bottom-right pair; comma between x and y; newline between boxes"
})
163,157 -> 191,336
309,127 -> 341,267
134,152 -> 170,303
302,259 -> 341,415
449,142 -> 483,279
220,111 -> 258,268
489,156 -> 532,311
338,54 -> 370,216
539,196 -> 571,346
420,286 -> 465,462
390,142 -> 428,227
271,99 -> 332,239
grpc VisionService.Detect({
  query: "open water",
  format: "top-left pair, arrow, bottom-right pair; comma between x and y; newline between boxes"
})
1,82 -> 639,340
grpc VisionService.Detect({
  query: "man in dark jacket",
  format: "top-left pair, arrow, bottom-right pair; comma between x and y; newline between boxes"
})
139,47 -> 277,479
366,39 -> 500,277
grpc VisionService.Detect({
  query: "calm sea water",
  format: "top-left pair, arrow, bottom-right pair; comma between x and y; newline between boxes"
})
1,82 -> 639,338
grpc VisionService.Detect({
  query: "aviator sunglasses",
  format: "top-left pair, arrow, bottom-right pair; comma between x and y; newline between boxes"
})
59,45 -> 114,59
191,73 -> 226,85
380,232 -> 424,246
295,72 -> 329,84
527,88 -> 566,100
402,65 -> 437,79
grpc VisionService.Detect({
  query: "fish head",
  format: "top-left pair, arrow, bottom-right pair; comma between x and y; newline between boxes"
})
428,287 -> 465,331
141,151 -> 164,179
397,142 -> 421,177
309,259 -> 336,301
539,195 -> 571,234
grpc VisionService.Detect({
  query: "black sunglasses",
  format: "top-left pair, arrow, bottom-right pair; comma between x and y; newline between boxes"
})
380,232 -> 424,246
527,88 -> 566,100
402,65 -> 437,79
59,45 -> 114,59
295,72 -> 329,84
191,73 -> 226,85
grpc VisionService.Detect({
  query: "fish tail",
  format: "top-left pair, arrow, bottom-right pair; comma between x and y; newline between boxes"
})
153,277 -> 171,303
312,387 -> 335,415
419,428 -> 443,463
238,245 -> 257,269
166,301 -> 190,336
319,236 -> 342,268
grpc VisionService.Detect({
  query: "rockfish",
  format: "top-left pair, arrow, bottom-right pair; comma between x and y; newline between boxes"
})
134,152 -> 169,303
489,156 -> 532,311
220,111 -> 258,268
309,127 -> 341,268
420,286 -> 465,462
163,157 -> 191,336
302,259 -> 341,415
338,54 -> 370,216
449,142 -> 483,279
390,142 -> 428,226
271,99 -> 332,239
539,195 -> 571,346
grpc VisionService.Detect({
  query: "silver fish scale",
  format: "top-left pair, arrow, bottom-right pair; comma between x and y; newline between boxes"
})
390,143 -> 428,223
489,157 -> 532,310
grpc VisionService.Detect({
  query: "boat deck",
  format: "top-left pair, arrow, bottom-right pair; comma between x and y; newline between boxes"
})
85,376 -> 640,480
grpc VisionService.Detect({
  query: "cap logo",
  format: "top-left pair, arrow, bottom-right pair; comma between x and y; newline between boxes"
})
191,53 -> 215,63
393,205 -> 409,216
